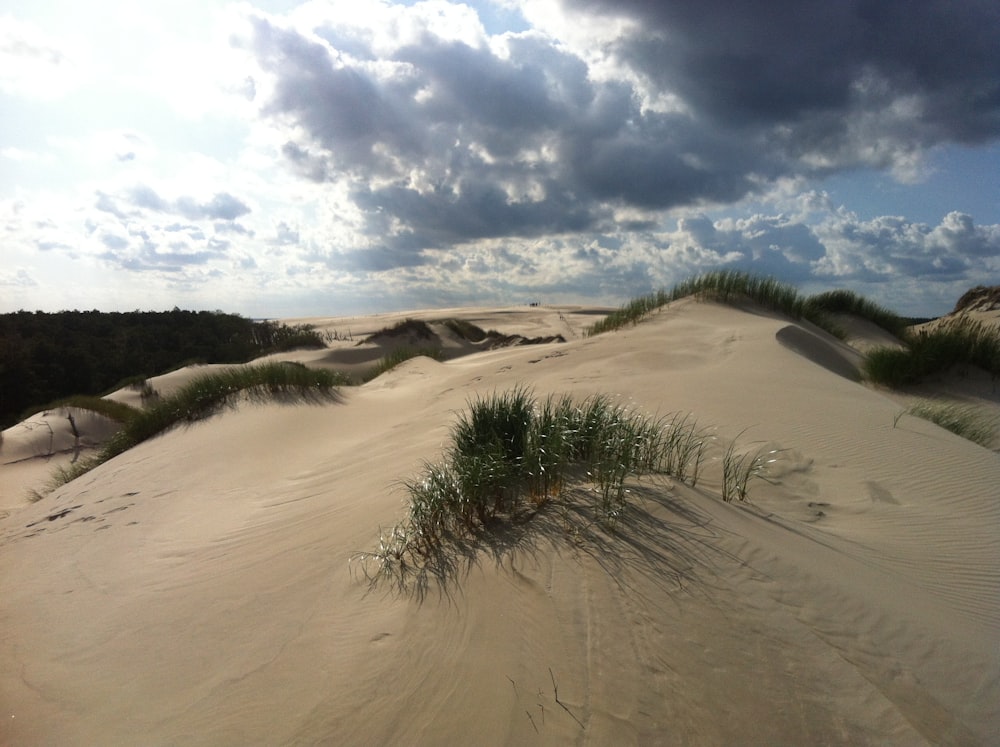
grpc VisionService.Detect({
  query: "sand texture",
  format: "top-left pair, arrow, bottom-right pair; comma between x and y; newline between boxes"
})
1,300 -> 998,745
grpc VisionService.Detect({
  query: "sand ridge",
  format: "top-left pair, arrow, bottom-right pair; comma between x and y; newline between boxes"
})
1,299 -> 998,745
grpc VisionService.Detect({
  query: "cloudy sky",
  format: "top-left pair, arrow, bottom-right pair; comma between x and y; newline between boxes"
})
2,0 -> 999,318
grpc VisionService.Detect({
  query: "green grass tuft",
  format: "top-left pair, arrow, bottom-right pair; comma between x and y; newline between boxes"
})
354,389 -> 714,584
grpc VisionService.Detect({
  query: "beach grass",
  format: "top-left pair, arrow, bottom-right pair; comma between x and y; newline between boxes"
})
30,395 -> 139,424
896,399 -> 996,447
362,346 -> 445,382
721,433 -> 781,502
586,270 -> 908,339
804,289 -> 908,339
46,363 -> 347,490
355,388 -> 712,582
864,316 -> 1000,387
585,291 -> 671,336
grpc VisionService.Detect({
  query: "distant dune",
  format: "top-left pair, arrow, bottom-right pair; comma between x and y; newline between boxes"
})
2,297 -> 998,745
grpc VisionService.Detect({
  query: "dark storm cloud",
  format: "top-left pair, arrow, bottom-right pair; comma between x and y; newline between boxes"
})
243,3 -> 1000,274
351,178 -> 598,247
565,0 -> 1000,143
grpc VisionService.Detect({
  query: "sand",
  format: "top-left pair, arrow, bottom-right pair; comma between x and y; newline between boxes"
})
1,299 -> 998,745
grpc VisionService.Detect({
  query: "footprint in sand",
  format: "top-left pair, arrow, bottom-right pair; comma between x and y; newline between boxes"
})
866,481 -> 899,505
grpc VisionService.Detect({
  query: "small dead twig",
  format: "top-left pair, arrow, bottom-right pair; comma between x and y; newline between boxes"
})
549,667 -> 584,729
526,710 -> 538,733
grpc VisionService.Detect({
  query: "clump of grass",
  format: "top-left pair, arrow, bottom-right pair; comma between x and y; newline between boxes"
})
894,399 -> 996,447
354,389 -> 709,583
721,432 -> 781,503
864,316 -> 1000,387
44,363 -> 346,491
362,346 -> 445,382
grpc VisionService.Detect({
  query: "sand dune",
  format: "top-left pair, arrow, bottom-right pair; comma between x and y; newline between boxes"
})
1,300 -> 998,745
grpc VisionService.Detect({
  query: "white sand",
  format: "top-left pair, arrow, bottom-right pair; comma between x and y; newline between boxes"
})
1,300 -> 997,745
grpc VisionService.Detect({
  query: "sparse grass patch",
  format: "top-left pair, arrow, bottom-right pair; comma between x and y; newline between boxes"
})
721,432 -> 781,502
585,291 -> 670,336
34,395 -> 138,424
362,346 -> 445,382
895,399 -> 996,447
44,363 -> 346,491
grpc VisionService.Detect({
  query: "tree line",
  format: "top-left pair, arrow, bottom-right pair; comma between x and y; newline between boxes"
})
0,308 -> 324,429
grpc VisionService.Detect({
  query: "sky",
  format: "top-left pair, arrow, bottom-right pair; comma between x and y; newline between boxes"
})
2,0 -> 999,318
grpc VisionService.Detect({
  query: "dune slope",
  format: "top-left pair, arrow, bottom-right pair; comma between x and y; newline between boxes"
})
1,300 -> 997,745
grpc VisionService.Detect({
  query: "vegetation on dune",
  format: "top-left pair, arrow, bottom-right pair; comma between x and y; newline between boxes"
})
584,290 -> 672,336
670,271 -> 810,321
352,387 -> 786,587
894,399 -> 997,448
864,317 -> 1000,387
361,346 -> 445,382
803,289 -> 909,339
585,270 -> 908,340
584,270 -> 999,390
363,317 -> 439,343
32,395 -> 139,425
46,363 -> 346,491
440,318 -> 491,342
0,308 -> 326,430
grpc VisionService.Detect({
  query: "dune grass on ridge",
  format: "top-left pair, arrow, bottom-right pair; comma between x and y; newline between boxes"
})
24,395 -> 139,425
805,289 -> 908,339
585,270 -> 908,339
361,346 -> 445,382
48,363 -> 347,490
